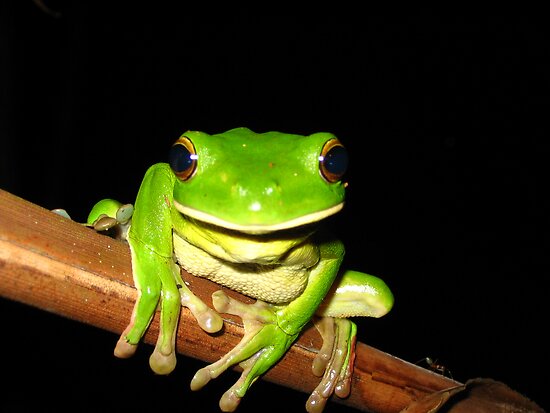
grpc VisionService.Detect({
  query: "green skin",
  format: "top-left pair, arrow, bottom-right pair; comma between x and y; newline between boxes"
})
88,128 -> 393,413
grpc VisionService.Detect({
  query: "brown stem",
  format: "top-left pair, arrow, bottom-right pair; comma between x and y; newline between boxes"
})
0,189 -> 470,412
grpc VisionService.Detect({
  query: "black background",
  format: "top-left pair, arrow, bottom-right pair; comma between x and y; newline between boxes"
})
1,4 -> 548,412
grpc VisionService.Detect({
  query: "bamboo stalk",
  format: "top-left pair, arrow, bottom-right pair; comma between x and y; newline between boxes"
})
0,189 -> 484,412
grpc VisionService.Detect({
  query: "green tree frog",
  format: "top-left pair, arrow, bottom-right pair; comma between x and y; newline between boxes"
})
87,128 -> 393,412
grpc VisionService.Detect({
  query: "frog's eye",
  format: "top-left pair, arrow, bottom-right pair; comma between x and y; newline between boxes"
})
169,136 -> 198,181
319,139 -> 348,183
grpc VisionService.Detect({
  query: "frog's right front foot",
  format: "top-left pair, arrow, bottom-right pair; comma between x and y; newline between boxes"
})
114,253 -> 223,376
114,325 -> 140,358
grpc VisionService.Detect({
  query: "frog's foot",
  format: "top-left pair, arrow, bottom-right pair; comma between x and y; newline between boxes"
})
87,200 -> 133,241
190,291 -> 298,412
113,254 -> 182,376
307,317 -> 357,413
114,285 -> 180,375
51,208 -> 72,220
147,269 -> 225,375
174,270 -> 224,335
114,324 -> 139,359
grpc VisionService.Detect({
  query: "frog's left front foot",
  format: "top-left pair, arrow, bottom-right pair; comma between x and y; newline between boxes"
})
307,317 -> 357,413
190,291 -> 298,412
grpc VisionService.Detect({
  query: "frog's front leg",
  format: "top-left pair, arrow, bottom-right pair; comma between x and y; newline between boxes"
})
86,196 -> 182,371
114,241 -> 182,374
194,307 -> 357,413
191,292 -> 298,411
113,164 -> 223,374
191,238 -> 345,412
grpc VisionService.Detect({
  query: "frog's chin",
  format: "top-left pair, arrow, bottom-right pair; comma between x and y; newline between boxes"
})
173,201 -> 344,235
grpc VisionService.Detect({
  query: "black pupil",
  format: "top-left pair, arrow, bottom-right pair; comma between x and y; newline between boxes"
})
324,145 -> 348,177
169,144 -> 193,173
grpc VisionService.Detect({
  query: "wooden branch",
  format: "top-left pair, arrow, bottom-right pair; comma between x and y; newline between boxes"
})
0,189 -> 542,413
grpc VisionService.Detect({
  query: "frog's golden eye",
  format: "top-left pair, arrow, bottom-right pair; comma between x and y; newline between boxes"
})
169,136 -> 198,181
319,138 -> 348,183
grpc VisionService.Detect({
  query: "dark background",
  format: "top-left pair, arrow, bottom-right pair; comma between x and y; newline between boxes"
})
1,4 -> 548,412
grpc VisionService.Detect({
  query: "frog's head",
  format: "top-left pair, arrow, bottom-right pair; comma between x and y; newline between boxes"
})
169,128 -> 348,234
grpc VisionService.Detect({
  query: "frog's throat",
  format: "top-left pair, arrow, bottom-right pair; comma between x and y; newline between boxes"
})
173,201 -> 344,235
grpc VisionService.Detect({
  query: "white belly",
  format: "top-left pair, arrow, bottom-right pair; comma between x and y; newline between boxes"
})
173,232 -> 311,304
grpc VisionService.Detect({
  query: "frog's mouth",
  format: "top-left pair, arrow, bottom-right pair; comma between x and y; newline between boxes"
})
173,200 -> 344,235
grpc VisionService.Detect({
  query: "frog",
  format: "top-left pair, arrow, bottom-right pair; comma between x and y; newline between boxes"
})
87,127 -> 394,412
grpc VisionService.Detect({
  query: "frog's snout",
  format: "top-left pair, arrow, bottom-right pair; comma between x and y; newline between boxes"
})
232,179 -> 282,213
